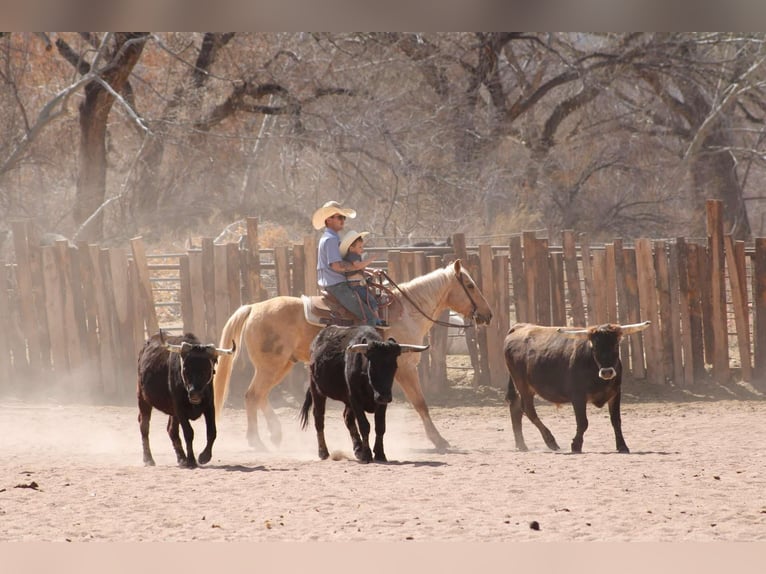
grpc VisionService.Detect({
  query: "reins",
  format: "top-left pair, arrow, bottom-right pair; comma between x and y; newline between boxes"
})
377,270 -> 476,329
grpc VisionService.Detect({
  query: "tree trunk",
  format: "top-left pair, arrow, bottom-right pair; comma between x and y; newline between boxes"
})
73,33 -> 148,242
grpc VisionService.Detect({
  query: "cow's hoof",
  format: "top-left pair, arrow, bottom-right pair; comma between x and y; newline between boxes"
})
198,451 -> 212,465
143,458 -> 156,467
318,449 -> 330,460
355,448 -> 372,463
179,458 -> 198,469
516,445 -> 529,452
618,446 -> 630,454
373,452 -> 387,462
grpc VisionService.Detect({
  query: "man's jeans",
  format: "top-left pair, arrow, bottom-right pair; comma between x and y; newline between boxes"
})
326,282 -> 377,327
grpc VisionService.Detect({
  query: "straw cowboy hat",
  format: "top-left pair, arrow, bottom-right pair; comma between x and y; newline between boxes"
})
339,230 -> 370,257
311,200 -> 357,230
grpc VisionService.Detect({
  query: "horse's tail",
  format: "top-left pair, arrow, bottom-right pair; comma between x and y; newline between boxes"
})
299,388 -> 313,430
213,304 -> 252,417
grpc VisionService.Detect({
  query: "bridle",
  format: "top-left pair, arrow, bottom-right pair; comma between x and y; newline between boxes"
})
379,269 -> 478,328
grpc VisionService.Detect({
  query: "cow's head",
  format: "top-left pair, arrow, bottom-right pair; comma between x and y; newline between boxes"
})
165,340 -> 236,404
347,338 -> 428,404
558,321 -> 650,381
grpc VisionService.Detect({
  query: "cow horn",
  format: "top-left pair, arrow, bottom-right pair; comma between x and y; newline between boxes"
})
399,344 -> 430,353
347,343 -> 369,354
557,327 -> 590,339
620,320 -> 651,335
214,340 -> 237,355
164,341 -> 192,354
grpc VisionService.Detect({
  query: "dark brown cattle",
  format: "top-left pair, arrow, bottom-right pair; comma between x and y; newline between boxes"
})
137,332 -> 235,468
503,321 -> 650,453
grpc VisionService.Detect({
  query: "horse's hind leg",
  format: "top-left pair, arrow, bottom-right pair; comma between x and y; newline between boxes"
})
244,361 -> 294,450
138,396 -> 155,466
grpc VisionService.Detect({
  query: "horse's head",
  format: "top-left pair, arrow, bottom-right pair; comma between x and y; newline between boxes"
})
446,260 -> 493,325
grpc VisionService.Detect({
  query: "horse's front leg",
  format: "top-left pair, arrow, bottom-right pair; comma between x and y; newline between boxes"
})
372,404 -> 388,462
197,405 -> 217,465
395,362 -> 449,451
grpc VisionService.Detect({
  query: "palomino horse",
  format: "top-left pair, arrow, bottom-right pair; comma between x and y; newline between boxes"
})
212,259 -> 493,451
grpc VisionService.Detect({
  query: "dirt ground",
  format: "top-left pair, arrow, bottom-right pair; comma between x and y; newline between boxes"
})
2,357 -> 766,545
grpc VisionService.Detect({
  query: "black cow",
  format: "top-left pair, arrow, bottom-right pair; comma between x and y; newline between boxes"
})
503,321 -> 651,454
137,331 -> 235,468
299,325 -> 428,463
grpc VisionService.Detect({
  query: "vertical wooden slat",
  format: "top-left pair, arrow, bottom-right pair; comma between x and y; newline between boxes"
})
226,242 -> 241,315
109,248 -> 133,385
41,246 -> 68,373
89,246 -> 115,395
128,258 -> 146,359
201,238 -> 217,342
274,246 -> 291,296
522,231 -> 538,324
605,243 -> 618,323
687,243 -> 707,380
244,217 -> 262,302
753,238 -> 766,390
178,254 -> 194,334
613,240 -> 631,368
706,199 -> 729,380
11,221 -> 39,371
667,242 -> 686,385
467,252 -> 488,386
562,230 -> 585,326
291,243 -> 306,296
76,241 -> 101,366
636,238 -> 663,384
130,237 -> 159,335
550,251 -> 566,326
188,250 -> 206,339
214,243 -> 230,338
725,235 -> 752,381
580,235 -> 594,324
55,240 -> 82,372
303,234 -> 318,297
654,241 -> 673,380
623,248 -> 645,378
590,249 -> 607,325
508,235 -> 526,324
480,244 -> 504,387
535,238 -> 551,326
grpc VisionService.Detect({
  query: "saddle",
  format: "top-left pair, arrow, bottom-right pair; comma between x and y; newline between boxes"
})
301,278 -> 393,330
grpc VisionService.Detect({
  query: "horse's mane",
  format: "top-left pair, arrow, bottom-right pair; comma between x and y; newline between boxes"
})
394,265 -> 452,310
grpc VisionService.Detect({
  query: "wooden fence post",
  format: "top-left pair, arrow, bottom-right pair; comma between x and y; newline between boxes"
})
201,238 -> 217,343
725,235 -> 752,381
753,238 -> 766,390
508,235 -> 526,324
130,237 -> 159,337
706,200 -> 729,381
562,230 -> 585,326
636,239 -> 664,384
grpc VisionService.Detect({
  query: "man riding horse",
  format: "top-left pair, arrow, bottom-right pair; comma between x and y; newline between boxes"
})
313,200 -> 379,327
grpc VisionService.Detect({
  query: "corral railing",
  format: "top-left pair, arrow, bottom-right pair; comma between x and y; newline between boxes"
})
2,200 -> 765,403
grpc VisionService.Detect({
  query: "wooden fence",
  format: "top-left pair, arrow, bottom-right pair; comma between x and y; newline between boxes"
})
2,200 -> 765,404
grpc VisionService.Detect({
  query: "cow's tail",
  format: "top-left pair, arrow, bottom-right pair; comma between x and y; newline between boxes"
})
213,304 -> 252,417
505,374 -> 518,404
299,389 -> 313,430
